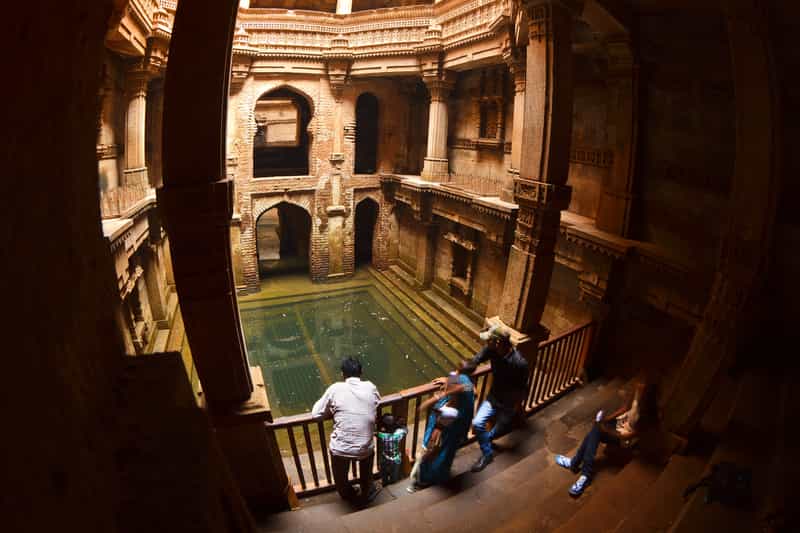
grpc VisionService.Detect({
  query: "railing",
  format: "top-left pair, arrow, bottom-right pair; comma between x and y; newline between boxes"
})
267,320 -> 594,497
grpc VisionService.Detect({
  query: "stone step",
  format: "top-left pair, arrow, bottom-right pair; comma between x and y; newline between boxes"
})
612,455 -> 708,533
369,267 -> 480,358
378,266 -> 483,353
668,372 -> 781,533
344,378 -> 627,533
388,264 -> 484,340
554,457 -> 662,533
258,378 -> 624,532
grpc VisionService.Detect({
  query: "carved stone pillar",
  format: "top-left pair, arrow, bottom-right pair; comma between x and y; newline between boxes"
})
421,75 -> 455,181
596,38 -> 637,236
123,67 -> 150,188
163,0 -> 294,512
503,45 -> 526,202
663,0 -> 779,437
494,0 -> 577,355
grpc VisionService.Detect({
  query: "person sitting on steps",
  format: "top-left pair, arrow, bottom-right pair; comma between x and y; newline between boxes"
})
554,378 -> 650,496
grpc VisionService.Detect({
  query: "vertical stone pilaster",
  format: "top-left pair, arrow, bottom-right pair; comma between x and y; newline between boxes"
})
496,0 -> 577,345
503,44 -> 527,202
596,38 -> 637,237
143,244 -> 167,324
415,221 -> 438,288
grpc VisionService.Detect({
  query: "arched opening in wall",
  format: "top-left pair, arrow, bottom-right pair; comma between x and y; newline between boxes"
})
253,88 -> 312,177
355,93 -> 379,174
256,202 -> 311,276
354,198 -> 379,267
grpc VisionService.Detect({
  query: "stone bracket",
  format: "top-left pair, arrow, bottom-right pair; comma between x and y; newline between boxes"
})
513,177 -> 571,210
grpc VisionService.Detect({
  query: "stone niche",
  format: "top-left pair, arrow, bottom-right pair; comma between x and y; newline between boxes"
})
442,225 -> 479,307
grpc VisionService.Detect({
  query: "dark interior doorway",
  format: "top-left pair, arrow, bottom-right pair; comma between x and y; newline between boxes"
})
256,203 -> 311,276
354,198 -> 378,266
355,93 -> 379,174
253,88 -> 312,177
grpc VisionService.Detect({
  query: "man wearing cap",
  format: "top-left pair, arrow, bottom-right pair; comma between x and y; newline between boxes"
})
470,324 -> 529,472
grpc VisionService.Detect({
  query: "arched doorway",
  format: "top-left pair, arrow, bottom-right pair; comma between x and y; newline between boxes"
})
256,203 -> 311,276
253,88 -> 313,177
354,93 -> 379,174
354,198 -> 378,267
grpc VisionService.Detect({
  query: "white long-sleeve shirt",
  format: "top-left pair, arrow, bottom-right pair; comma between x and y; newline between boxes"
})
312,377 -> 381,459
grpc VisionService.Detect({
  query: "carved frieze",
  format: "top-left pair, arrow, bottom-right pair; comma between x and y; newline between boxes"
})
570,147 -> 614,168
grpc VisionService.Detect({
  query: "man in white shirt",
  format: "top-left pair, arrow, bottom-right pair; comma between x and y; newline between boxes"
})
312,357 -> 381,505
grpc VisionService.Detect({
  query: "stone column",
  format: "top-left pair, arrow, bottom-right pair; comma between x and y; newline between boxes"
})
502,46 -> 526,203
595,38 -> 637,236
123,67 -> 150,189
336,0 -> 352,15
494,0 -> 577,356
421,76 -> 454,181
162,0 -> 294,512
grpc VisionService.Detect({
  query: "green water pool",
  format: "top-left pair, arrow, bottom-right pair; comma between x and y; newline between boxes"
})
240,283 -> 462,418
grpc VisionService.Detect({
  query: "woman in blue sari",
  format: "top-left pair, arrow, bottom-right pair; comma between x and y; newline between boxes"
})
409,362 -> 476,491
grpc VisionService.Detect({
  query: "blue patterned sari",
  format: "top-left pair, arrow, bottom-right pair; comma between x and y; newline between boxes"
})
418,374 -> 475,485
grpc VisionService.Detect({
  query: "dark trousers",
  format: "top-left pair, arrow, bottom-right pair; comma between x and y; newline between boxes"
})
331,452 -> 374,503
570,423 -> 620,478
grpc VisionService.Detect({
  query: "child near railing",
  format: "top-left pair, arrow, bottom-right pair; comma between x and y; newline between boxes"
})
377,414 -> 408,486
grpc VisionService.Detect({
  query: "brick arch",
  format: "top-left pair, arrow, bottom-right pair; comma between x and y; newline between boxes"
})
353,190 -> 390,270
354,191 -> 381,209
254,84 -> 316,117
252,196 -> 314,223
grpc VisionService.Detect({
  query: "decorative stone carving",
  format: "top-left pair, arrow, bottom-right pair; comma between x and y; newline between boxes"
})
513,178 -> 571,210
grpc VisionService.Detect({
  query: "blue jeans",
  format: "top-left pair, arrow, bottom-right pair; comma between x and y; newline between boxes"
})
570,423 -> 620,478
473,399 -> 514,457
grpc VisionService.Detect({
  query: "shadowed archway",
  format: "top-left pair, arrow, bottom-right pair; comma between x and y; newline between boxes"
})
256,202 -> 311,276
253,87 -> 313,177
354,198 -> 379,266
354,93 -> 379,174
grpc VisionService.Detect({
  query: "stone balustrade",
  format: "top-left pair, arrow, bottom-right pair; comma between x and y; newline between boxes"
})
233,0 -> 507,61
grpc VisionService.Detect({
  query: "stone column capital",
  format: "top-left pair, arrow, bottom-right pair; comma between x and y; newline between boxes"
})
502,46 -> 527,92
125,67 -> 151,98
524,0 -> 584,42
423,73 -> 456,102
325,36 -> 353,102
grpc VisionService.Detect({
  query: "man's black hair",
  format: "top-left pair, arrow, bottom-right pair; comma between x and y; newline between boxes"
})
341,357 -> 363,378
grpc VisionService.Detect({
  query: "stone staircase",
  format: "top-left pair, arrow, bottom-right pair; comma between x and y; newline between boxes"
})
368,266 -> 483,357
254,268 -> 787,532
253,363 -> 788,533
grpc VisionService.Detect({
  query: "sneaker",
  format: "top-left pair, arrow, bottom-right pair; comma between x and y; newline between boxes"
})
555,454 -> 573,470
471,453 -> 494,473
569,475 -> 590,496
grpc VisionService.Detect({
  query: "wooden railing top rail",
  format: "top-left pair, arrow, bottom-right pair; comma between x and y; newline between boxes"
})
268,322 -> 594,429
269,363 -> 492,430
